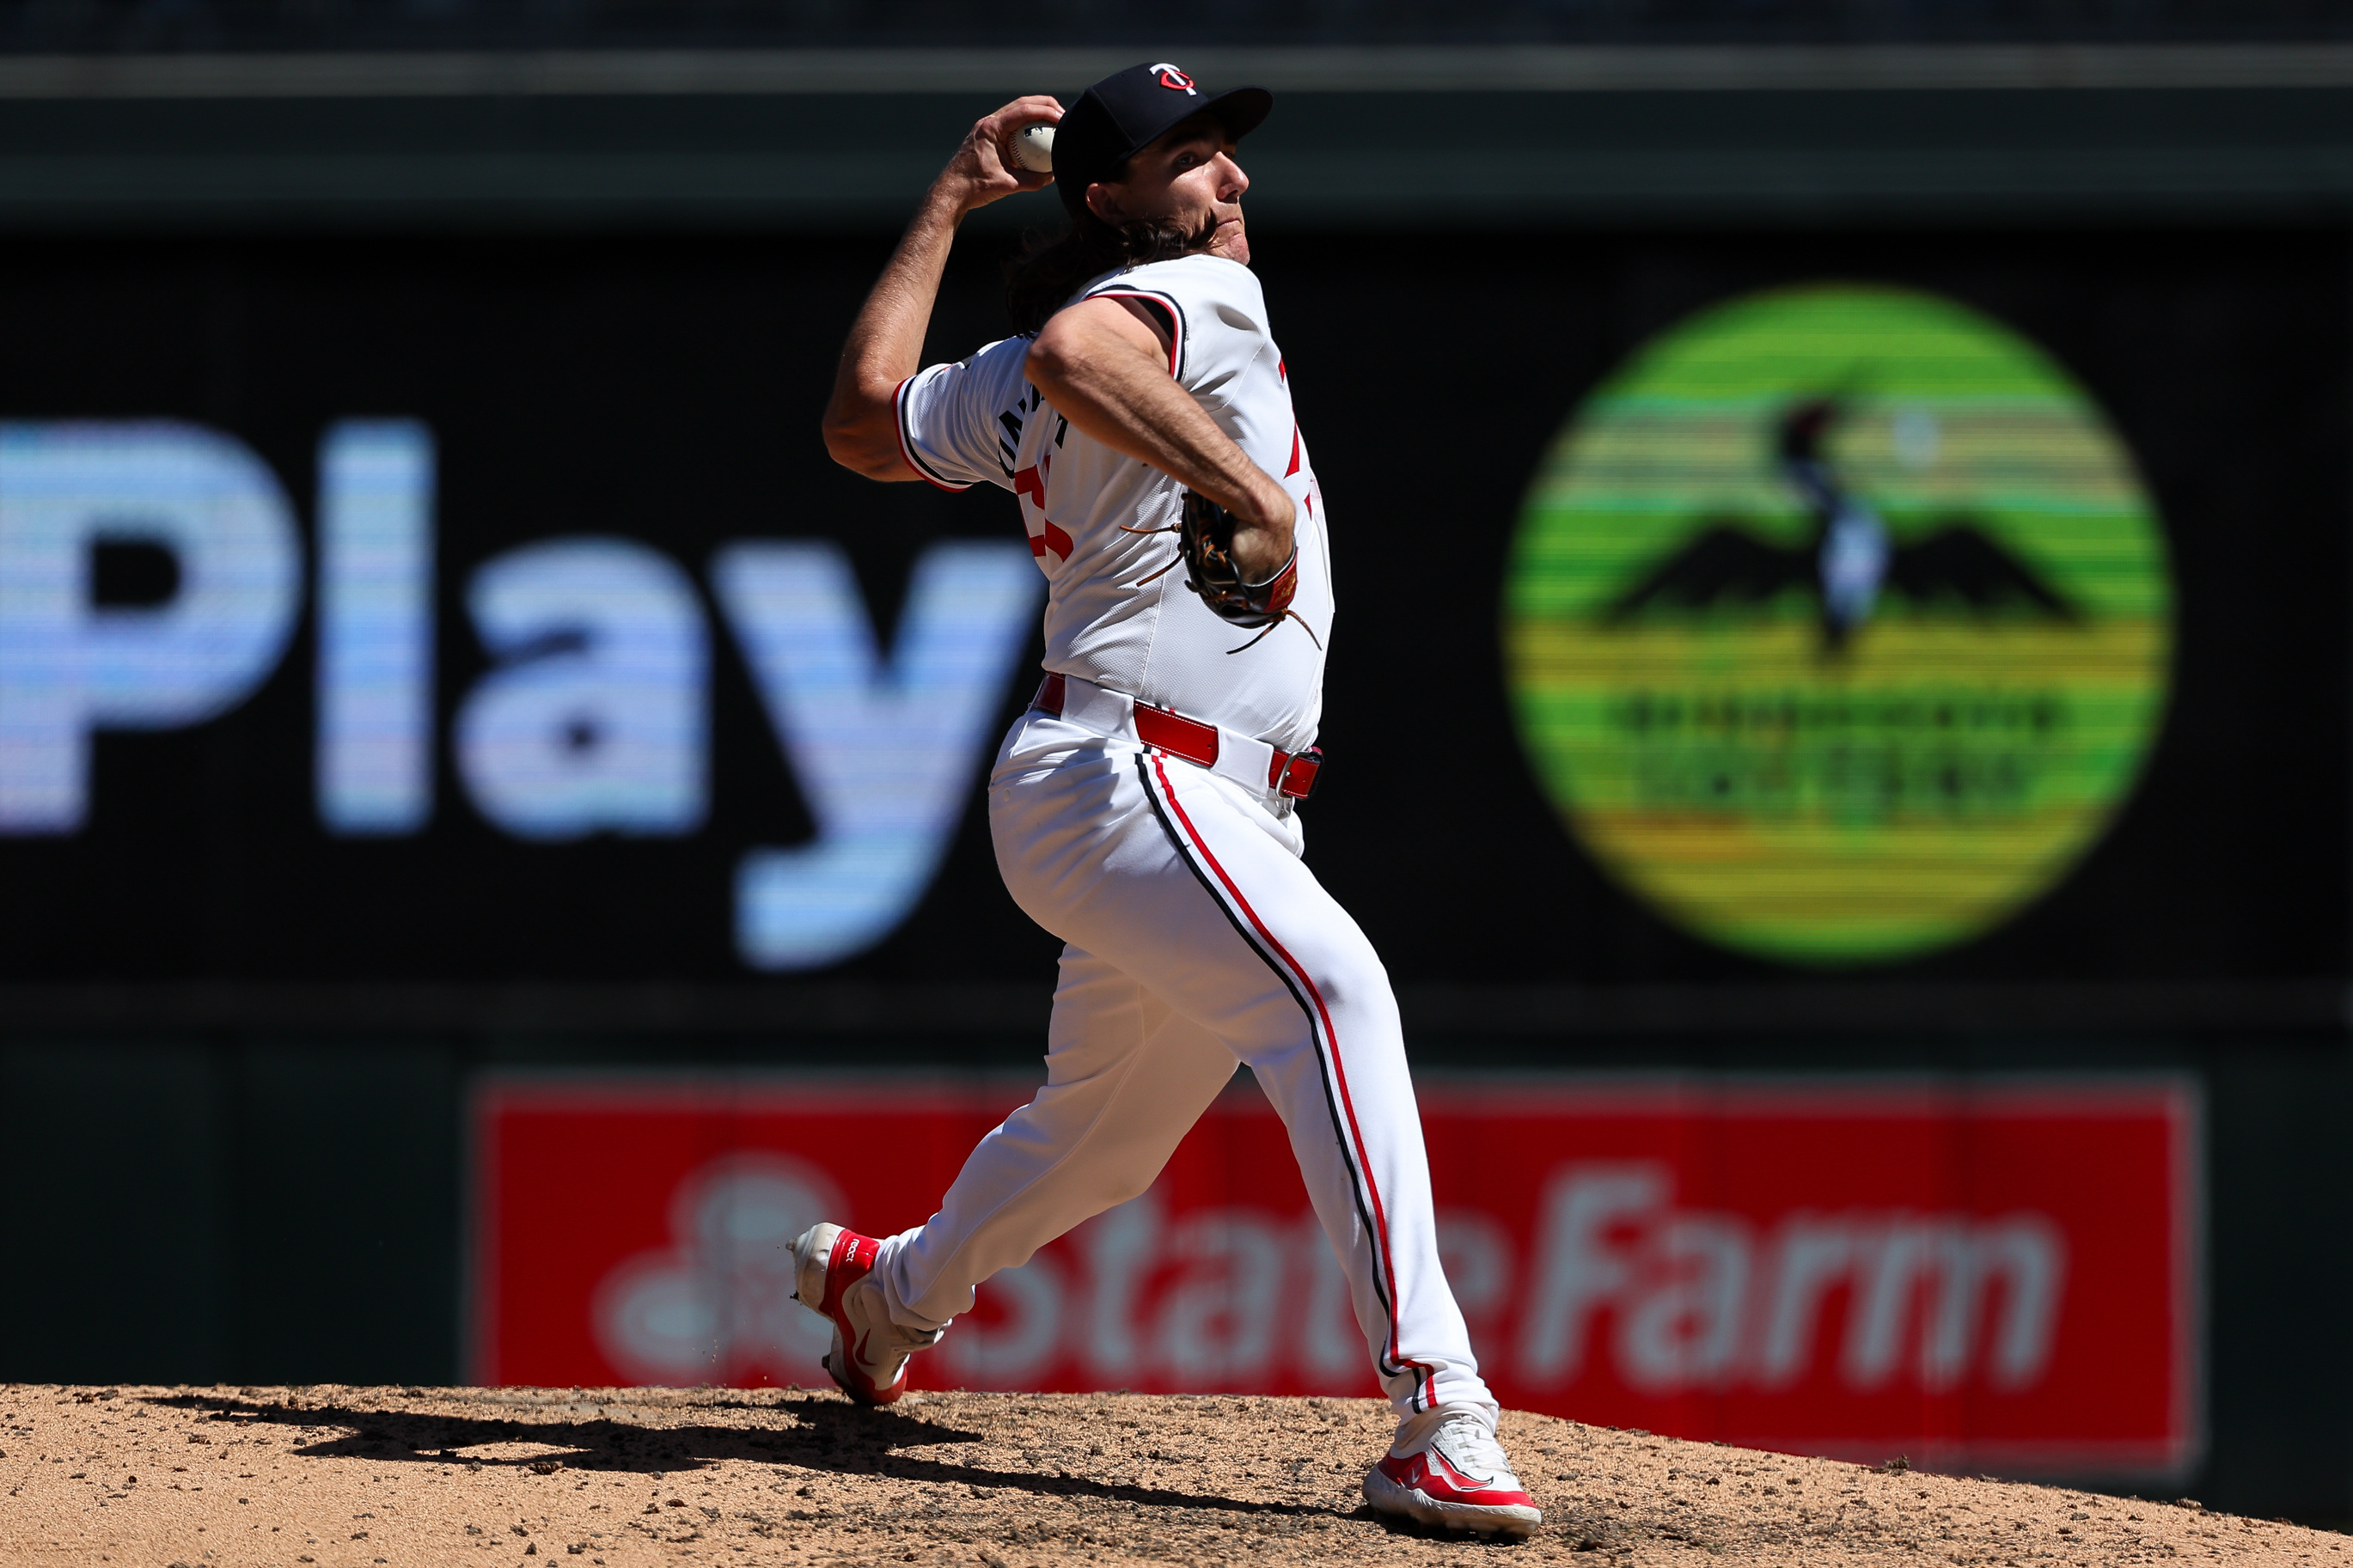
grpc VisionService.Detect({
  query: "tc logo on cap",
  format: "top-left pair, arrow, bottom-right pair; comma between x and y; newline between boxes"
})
1150,63 -> 1198,95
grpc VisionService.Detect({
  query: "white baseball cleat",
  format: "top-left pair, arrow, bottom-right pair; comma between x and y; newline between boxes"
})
1362,1406 -> 1543,1538
786,1222 -> 943,1406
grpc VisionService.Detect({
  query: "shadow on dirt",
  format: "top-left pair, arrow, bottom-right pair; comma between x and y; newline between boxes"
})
141,1392 -> 1360,1524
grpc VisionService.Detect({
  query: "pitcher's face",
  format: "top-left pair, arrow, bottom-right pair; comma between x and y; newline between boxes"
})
1086,115 -> 1252,265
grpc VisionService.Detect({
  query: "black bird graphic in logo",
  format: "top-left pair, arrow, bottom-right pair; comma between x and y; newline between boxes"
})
1604,398 -> 2077,651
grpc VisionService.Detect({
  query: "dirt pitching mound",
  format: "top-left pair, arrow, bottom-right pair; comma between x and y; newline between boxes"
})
0,1384 -> 2334,1566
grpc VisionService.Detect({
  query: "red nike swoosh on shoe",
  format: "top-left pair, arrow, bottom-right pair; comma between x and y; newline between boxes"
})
1376,1452 -> 1534,1509
1428,1450 -> 1494,1488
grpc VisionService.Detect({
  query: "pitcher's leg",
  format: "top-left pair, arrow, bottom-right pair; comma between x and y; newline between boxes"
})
1085,751 -> 1494,1420
983,727 -> 1493,1420
881,943 -> 1238,1329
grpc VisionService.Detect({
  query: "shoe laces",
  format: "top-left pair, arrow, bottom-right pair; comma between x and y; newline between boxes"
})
1430,1412 -> 1518,1484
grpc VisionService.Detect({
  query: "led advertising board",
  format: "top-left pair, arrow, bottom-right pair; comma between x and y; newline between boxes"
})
0,418 -> 1039,973
1506,285 -> 2173,964
473,1073 -> 2201,1478
0,230 -> 2336,993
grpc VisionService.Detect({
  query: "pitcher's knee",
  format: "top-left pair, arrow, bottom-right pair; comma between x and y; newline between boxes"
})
1299,935 -> 1397,1019
1242,930 -> 1400,1043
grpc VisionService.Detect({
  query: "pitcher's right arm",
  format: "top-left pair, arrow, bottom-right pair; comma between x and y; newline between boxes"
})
822,95 -> 1063,481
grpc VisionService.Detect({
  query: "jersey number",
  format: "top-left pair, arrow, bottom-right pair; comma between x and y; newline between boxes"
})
1012,460 -> 1072,562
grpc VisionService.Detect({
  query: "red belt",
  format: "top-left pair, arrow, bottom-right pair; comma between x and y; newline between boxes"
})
1033,671 -> 1323,801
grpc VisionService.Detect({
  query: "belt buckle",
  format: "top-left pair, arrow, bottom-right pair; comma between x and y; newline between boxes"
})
1278,747 -> 1323,802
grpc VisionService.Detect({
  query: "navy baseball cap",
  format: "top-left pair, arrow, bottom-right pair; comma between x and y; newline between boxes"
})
1054,62 -> 1273,217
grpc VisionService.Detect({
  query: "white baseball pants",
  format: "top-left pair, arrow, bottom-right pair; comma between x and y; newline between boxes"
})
877,708 -> 1494,1420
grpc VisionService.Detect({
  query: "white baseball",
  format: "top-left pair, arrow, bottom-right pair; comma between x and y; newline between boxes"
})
1011,123 -> 1055,174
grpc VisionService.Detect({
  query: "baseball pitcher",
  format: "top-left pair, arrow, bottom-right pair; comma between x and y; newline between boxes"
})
799,61 -> 1543,1538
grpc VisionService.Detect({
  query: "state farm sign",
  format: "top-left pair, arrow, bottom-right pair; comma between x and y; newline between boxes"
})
473,1074 -> 2198,1478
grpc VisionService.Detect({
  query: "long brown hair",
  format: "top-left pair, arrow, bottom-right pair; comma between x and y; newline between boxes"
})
1003,210 -> 1213,336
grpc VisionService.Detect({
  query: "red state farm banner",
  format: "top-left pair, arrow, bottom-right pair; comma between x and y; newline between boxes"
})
471,1074 -> 2199,1479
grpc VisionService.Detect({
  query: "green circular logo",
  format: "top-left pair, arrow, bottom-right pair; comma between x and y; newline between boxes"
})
1504,284 -> 2174,965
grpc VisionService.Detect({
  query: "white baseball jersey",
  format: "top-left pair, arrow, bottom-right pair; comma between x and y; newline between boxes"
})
895,253 -> 1332,754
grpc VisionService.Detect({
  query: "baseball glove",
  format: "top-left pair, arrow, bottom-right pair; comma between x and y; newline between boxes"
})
1131,489 -> 1319,654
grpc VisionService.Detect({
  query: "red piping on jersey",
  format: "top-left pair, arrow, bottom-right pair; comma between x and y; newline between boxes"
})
891,375 -> 973,494
1027,521 -> 1073,561
1089,290 -> 1183,378
1143,749 -> 1433,1401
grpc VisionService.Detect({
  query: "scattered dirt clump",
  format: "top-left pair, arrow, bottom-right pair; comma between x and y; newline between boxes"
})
0,1383 -> 2336,1565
